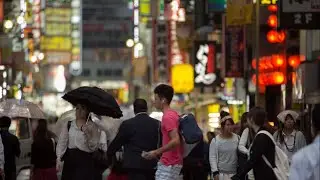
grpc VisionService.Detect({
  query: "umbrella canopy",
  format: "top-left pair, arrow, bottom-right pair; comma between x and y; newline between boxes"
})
277,110 -> 299,123
54,109 -> 75,136
0,99 -> 45,119
62,86 -> 123,118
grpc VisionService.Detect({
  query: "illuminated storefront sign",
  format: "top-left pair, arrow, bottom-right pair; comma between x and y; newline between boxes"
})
261,0 -> 277,5
40,36 -> 72,51
171,64 -> 194,93
133,0 -> 139,42
194,41 -> 216,86
45,23 -> 71,36
169,21 -> 183,65
45,52 -> 71,64
45,8 -> 72,22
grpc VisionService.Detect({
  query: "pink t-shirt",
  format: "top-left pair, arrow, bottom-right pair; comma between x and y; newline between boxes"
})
160,109 -> 183,165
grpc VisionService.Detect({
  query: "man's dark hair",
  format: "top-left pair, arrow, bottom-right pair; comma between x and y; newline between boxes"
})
248,107 -> 267,127
312,104 -> 320,132
220,111 -> 230,119
0,116 -> 12,128
154,84 -> 174,104
133,99 -> 148,114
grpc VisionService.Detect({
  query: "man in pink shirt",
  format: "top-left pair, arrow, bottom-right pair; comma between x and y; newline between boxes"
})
143,84 -> 183,180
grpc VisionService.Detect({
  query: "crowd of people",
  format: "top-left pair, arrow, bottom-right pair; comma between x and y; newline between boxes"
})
0,84 -> 318,180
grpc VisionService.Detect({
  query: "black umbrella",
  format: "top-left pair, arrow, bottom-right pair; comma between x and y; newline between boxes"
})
62,86 -> 123,118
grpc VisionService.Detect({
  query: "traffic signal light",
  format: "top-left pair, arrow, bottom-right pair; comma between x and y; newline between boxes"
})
266,5 -> 285,44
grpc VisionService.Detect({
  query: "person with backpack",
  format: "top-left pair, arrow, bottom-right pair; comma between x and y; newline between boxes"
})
273,111 -> 306,163
30,119 -> 58,180
210,115 -> 240,180
289,104 -> 320,180
231,107 -> 281,180
56,104 -> 102,180
143,84 -> 183,180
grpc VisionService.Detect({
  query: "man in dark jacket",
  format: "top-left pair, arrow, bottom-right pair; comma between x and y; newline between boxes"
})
107,99 -> 161,180
0,116 -> 21,180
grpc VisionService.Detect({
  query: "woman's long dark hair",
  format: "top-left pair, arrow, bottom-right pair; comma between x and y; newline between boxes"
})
240,112 -> 249,135
34,119 -> 54,141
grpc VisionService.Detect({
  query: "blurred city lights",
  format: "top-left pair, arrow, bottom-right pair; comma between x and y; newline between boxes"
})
126,39 -> 134,48
4,20 -> 13,29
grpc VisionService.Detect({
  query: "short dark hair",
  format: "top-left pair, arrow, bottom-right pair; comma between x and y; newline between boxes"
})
154,84 -> 174,104
248,107 -> 267,127
220,111 -> 230,119
133,99 -> 148,114
312,104 -> 320,132
0,116 -> 11,128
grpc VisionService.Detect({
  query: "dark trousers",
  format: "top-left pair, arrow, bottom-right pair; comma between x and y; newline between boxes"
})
183,168 -> 207,180
127,169 -> 155,180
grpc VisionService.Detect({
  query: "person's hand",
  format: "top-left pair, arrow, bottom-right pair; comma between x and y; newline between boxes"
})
56,160 -> 62,172
142,150 -> 160,160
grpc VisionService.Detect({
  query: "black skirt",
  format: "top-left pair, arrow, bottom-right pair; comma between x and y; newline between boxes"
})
61,148 -> 95,180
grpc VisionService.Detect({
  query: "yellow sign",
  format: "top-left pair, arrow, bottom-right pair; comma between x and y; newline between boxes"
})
46,23 -> 71,36
45,8 -> 71,22
40,36 -> 72,51
226,0 -> 253,26
261,0 -> 277,5
208,104 -> 220,113
171,64 -> 194,93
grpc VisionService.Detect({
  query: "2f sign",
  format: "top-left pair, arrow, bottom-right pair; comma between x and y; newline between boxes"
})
195,44 -> 216,85
294,13 -> 312,24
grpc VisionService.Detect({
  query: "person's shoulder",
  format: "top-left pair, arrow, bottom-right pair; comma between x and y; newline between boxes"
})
163,109 -> 179,118
292,145 -> 312,165
295,131 -> 305,137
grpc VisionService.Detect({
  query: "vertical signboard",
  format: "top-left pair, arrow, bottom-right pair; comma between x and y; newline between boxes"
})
194,41 -> 216,87
225,26 -> 244,77
279,0 -> 320,29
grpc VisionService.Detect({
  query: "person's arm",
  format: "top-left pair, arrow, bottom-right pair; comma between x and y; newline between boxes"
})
107,123 -> 129,157
232,134 -> 271,179
289,152 -> 309,180
82,121 -> 101,151
56,121 -> 69,162
0,135 -> 4,170
209,138 -> 219,177
238,128 -> 249,154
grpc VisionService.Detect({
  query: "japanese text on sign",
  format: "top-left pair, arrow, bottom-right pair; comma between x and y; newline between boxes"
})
195,44 -> 216,85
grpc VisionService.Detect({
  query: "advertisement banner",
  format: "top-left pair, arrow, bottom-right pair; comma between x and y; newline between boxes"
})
45,8 -> 71,22
40,36 -> 72,51
225,26 -> 244,77
45,23 -> 71,36
194,41 -> 216,87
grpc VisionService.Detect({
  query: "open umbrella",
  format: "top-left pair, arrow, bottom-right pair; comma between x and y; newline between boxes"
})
62,86 -> 123,118
0,99 -> 45,119
277,110 -> 299,123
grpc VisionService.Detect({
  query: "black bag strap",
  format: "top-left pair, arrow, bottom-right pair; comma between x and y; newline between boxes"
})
67,121 -> 72,132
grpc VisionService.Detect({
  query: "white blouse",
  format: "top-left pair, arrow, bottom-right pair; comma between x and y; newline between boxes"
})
56,120 -> 102,161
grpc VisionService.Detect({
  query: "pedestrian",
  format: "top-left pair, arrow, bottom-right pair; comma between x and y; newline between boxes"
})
238,112 -> 255,180
56,104 -> 102,180
183,138 -> 208,180
0,116 -> 21,180
107,99 -> 160,180
289,104 -> 320,180
273,111 -> 306,163
143,84 -> 183,180
0,128 -> 4,180
231,107 -> 277,180
30,119 -> 58,180
210,115 -> 239,180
